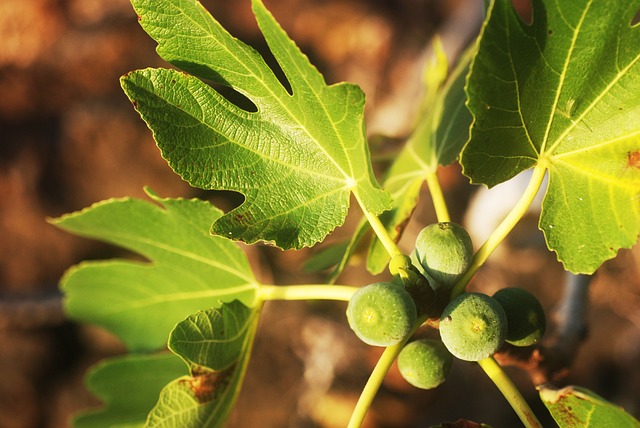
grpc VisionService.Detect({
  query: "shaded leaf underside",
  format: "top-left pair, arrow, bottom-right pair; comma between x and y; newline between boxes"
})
366,44 -> 474,274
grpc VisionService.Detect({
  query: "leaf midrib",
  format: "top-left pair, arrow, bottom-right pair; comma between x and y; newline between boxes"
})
539,0 -> 593,157
164,0 -> 356,186
553,128 -> 640,160
552,157 -> 640,190
89,228 -> 256,283
537,0 -> 639,160
547,53 -> 640,156
104,286 -> 256,314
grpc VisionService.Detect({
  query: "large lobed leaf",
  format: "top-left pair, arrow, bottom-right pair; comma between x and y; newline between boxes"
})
145,301 -> 259,428
51,190 -> 259,351
73,354 -> 187,428
71,302 -> 259,428
121,0 -> 392,250
539,385 -> 640,427
463,0 -> 640,273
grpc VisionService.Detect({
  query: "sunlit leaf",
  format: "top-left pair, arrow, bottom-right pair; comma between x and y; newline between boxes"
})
462,0 -> 640,273
51,189 -> 259,351
145,301 -> 259,428
540,384 -> 640,427
73,354 -> 186,428
121,0 -> 391,250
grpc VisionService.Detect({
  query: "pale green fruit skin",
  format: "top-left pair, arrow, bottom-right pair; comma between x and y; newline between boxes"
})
398,339 -> 453,390
414,222 -> 473,288
493,287 -> 546,347
439,292 -> 507,361
346,282 -> 417,347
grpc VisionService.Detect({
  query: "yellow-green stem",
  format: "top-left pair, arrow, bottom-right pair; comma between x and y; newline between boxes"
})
347,316 -> 427,428
355,194 -> 402,258
477,357 -> 543,428
426,170 -> 450,223
450,164 -> 547,298
258,285 -> 358,302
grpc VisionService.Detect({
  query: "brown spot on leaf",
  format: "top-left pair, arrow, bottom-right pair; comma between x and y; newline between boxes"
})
233,211 -> 252,224
627,151 -> 640,169
540,386 -> 583,426
185,365 -> 235,403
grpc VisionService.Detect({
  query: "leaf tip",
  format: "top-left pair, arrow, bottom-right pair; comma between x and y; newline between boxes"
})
143,186 -> 160,200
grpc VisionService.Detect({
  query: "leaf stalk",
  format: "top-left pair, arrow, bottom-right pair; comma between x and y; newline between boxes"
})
425,170 -> 450,222
450,164 -> 547,298
477,357 -> 543,428
355,193 -> 403,259
347,314 -> 428,428
258,284 -> 358,302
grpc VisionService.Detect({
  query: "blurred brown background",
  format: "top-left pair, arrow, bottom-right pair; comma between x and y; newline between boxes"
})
1,0 -> 639,427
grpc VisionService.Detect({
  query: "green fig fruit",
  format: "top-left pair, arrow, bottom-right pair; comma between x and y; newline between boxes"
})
493,287 -> 546,347
439,292 -> 507,361
414,222 -> 473,288
346,282 -> 417,347
398,338 -> 454,389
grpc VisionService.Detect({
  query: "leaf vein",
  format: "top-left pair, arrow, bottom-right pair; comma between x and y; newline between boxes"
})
541,0 -> 593,155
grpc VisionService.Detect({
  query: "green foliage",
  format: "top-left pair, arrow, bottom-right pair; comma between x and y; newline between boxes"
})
539,385 -> 640,428
121,0 -> 391,250
365,42 -> 474,274
52,0 -> 640,425
397,338 -> 454,390
493,287 -> 546,347
73,354 -> 187,428
346,282 -> 417,347
50,189 -> 259,351
145,301 -> 259,427
414,222 -> 474,289
439,292 -> 507,362
462,0 -> 640,273
318,41 -> 473,282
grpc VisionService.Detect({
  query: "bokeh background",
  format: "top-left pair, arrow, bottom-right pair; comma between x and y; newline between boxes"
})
1,0 -> 639,427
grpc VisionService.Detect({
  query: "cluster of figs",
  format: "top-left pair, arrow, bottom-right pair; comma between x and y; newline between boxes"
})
346,222 -> 546,390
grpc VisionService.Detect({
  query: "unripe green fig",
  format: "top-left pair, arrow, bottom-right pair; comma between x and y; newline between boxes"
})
398,338 -> 453,390
439,292 -> 507,361
414,222 -> 473,288
346,282 -> 417,347
493,287 -> 546,347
